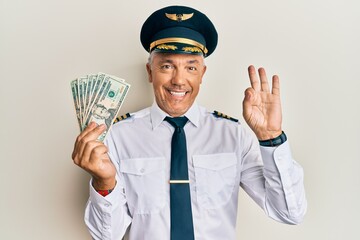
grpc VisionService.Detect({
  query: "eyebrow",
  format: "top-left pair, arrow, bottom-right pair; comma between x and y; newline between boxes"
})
188,59 -> 200,64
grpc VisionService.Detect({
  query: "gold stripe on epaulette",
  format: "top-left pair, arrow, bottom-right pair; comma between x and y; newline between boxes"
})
213,111 -> 239,122
113,113 -> 131,124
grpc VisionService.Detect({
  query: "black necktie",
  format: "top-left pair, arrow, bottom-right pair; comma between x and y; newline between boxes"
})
165,116 -> 195,240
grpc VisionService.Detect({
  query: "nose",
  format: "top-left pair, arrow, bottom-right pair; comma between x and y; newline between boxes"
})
171,68 -> 186,86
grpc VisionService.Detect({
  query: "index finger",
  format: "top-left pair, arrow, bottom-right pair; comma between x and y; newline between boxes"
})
81,123 -> 107,142
77,122 -> 97,141
73,122 -> 101,159
248,65 -> 261,91
74,123 -> 107,155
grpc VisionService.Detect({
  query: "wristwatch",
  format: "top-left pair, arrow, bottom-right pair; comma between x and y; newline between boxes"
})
259,131 -> 287,147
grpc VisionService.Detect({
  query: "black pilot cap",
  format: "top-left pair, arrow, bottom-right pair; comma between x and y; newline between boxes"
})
140,5 -> 218,57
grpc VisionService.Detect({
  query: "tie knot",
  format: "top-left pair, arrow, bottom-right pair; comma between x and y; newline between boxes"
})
165,116 -> 188,129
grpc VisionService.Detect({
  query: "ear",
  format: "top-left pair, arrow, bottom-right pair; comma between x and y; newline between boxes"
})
200,65 -> 207,84
146,63 -> 153,83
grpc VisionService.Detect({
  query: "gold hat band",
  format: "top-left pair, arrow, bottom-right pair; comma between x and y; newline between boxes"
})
150,37 -> 208,54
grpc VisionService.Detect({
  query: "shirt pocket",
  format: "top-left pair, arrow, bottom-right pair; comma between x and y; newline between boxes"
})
119,157 -> 166,214
193,153 -> 237,209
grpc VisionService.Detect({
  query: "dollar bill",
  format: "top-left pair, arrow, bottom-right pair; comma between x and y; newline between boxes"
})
77,77 -> 86,125
84,74 -> 96,118
70,79 -> 81,130
70,73 -> 130,141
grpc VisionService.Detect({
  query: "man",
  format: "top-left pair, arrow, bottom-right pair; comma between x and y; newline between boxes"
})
72,5 -> 307,240
89,104 -> 115,127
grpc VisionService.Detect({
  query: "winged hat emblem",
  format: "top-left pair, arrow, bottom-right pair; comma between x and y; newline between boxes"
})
165,13 -> 194,22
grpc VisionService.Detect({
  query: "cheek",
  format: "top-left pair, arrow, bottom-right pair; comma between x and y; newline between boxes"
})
152,82 -> 166,101
190,80 -> 201,94
151,76 -> 168,95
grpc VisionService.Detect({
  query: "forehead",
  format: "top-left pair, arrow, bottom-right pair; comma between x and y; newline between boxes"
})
152,52 -> 204,64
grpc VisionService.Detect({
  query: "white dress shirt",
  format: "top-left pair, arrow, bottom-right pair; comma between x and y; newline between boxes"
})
84,102 -> 307,240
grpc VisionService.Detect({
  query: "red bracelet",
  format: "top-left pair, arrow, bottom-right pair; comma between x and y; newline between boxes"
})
96,189 -> 113,197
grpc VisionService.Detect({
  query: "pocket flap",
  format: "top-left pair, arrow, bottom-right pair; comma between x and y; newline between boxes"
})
120,157 -> 165,175
193,153 -> 237,170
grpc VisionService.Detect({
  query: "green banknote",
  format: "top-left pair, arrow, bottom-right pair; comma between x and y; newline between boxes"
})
70,79 -> 81,130
70,73 -> 130,141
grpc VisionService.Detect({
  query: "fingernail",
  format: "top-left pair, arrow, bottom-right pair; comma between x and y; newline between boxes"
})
99,124 -> 106,130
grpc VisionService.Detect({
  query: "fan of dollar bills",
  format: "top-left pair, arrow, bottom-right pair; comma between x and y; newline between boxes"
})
70,73 -> 130,141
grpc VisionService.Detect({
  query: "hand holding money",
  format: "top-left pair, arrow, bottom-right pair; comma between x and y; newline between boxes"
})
72,122 -> 116,190
71,72 -> 130,189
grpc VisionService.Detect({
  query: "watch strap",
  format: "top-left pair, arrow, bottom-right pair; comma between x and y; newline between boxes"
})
259,131 -> 287,147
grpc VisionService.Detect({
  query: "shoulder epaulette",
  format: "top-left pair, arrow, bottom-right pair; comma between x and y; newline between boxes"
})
113,113 -> 131,124
213,110 -> 239,122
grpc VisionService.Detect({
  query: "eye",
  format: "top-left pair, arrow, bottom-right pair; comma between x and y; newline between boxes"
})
188,66 -> 197,71
160,64 -> 173,70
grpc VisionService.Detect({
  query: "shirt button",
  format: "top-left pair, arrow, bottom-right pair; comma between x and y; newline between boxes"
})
104,203 -> 110,207
140,168 -> 145,173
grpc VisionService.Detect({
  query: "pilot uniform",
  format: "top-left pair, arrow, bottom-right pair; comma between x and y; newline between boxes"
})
84,5 -> 307,240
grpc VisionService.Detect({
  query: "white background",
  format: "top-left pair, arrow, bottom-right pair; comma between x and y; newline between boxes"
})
1,0 -> 359,239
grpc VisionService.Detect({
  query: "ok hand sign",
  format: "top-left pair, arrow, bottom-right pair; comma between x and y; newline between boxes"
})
242,65 -> 283,140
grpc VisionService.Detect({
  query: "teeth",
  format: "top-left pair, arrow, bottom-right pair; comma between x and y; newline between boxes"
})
170,91 -> 186,96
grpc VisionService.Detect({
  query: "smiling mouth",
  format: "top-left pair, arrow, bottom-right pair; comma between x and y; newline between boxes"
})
170,91 -> 187,97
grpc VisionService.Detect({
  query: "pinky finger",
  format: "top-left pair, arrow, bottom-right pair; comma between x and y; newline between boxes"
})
272,75 -> 280,96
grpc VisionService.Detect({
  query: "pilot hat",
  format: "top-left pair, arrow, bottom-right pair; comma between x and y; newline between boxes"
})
140,5 -> 218,57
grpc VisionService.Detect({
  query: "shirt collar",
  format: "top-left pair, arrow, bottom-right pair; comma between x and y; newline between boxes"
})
150,102 -> 200,130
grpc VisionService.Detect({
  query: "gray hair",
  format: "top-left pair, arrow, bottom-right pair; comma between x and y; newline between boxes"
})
147,51 -> 206,66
